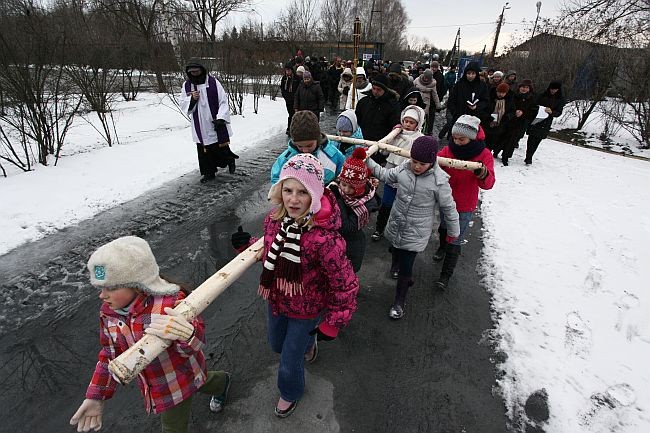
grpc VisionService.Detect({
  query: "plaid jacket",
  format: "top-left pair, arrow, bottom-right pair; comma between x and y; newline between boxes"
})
85,292 -> 207,414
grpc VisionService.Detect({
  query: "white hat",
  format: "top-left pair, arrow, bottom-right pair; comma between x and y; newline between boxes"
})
451,114 -> 481,140
355,67 -> 366,77
296,65 -> 306,74
400,105 -> 426,130
87,236 -> 179,295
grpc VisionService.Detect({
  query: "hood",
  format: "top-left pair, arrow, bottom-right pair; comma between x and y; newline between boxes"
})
401,87 -> 425,107
338,109 -> 359,132
313,188 -> 341,231
400,105 -> 426,131
462,61 -> 481,80
341,67 -> 353,78
185,60 -> 207,84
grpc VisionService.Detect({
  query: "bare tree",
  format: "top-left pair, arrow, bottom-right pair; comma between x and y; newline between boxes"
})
276,0 -> 320,45
319,0 -> 347,44
181,0 -> 252,43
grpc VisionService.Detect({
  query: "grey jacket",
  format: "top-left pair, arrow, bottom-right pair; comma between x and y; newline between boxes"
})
367,159 -> 460,252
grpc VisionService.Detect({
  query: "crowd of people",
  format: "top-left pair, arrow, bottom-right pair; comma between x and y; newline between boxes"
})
69,55 -> 564,433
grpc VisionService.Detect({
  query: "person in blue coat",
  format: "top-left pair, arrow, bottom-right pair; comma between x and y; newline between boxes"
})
271,110 -> 345,185
333,109 -> 364,158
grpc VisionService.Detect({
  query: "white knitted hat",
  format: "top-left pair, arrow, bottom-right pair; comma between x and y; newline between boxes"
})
451,114 -> 481,140
87,236 -> 179,295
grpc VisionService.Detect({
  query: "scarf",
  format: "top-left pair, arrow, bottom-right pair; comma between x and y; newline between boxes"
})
494,98 -> 506,124
448,138 -> 486,161
338,182 -> 376,230
258,217 -> 310,299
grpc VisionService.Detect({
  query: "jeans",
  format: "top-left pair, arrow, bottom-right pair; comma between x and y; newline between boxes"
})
440,211 -> 474,245
267,303 -> 319,402
381,184 -> 396,207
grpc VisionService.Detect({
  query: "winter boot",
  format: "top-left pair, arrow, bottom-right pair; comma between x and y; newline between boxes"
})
433,228 -> 447,261
436,244 -> 461,290
389,276 -> 412,320
372,206 -> 391,241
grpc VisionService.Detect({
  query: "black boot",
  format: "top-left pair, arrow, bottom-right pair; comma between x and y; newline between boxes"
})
372,206 -> 391,241
433,228 -> 447,261
389,276 -> 412,319
436,244 -> 461,290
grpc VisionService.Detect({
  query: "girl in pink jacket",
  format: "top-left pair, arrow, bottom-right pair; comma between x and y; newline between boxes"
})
231,153 -> 359,418
436,115 -> 496,289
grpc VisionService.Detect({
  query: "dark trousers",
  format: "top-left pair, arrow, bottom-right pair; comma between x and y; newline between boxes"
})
526,135 -> 543,162
285,99 -> 295,132
196,143 -> 237,176
390,247 -> 418,279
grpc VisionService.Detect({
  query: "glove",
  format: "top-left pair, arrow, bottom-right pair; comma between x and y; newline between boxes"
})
231,226 -> 251,251
213,118 -> 227,131
145,307 -> 195,341
445,235 -> 458,244
70,399 -> 104,432
473,163 -> 489,180
392,124 -> 402,130
309,324 -> 336,341
343,86 -> 350,94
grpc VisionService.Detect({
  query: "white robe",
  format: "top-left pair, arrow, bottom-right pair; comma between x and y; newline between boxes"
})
179,76 -> 233,145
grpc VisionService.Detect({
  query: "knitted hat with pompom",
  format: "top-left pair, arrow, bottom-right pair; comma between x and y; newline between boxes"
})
338,147 -> 371,195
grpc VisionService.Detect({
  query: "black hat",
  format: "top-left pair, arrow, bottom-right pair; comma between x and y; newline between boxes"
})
371,74 -> 389,91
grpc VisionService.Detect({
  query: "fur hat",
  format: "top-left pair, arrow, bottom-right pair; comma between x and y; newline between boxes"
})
268,153 -> 325,215
410,136 -> 439,164
452,114 -> 481,140
87,236 -> 179,295
519,79 -> 533,88
496,82 -> 510,93
339,147 -> 371,195
290,110 -> 321,142
371,73 -> 389,91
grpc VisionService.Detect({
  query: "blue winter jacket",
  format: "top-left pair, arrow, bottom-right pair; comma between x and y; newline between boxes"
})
271,134 -> 346,185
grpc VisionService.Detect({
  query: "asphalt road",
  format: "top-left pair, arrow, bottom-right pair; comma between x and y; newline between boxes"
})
0,110 -> 508,433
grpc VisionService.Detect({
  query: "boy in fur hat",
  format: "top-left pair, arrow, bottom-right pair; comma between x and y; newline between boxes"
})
71,236 -> 231,433
272,110 -> 345,185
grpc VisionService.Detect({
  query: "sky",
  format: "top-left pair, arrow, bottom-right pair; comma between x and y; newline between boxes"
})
230,0 -> 562,55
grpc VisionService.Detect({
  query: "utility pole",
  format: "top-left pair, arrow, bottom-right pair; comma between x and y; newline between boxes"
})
531,1 -> 542,39
490,2 -> 510,61
368,0 -> 382,58
447,28 -> 461,67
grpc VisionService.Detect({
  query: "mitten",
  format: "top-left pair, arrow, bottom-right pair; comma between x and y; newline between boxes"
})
343,86 -> 350,94
70,399 -> 104,432
392,124 -> 402,130
231,226 -> 251,251
145,307 -> 195,341
473,163 -> 489,180
445,235 -> 458,244
308,323 -> 337,341
213,118 -> 227,131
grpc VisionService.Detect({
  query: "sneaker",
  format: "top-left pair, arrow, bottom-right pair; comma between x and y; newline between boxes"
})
228,159 -> 236,174
388,304 -> 404,319
304,339 -> 318,363
436,275 -> 450,290
275,399 -> 299,418
200,173 -> 216,183
371,231 -> 383,241
209,372 -> 231,413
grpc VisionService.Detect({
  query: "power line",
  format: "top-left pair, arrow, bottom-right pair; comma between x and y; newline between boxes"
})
408,21 -> 519,29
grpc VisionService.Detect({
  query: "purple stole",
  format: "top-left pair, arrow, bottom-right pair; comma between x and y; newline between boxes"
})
185,76 -> 229,145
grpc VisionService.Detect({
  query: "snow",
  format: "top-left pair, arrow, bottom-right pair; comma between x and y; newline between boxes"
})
0,93 -> 287,256
481,139 -> 650,432
2,89 -> 649,431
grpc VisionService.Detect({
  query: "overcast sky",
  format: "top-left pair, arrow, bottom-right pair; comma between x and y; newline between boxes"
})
230,0 -> 562,55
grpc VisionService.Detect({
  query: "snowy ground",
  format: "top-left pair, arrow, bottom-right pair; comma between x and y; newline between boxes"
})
2,93 -> 649,432
0,92 -> 286,256
481,140 -> 650,432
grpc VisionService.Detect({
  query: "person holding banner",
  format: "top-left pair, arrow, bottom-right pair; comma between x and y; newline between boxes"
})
70,236 -> 231,433
180,61 -> 239,183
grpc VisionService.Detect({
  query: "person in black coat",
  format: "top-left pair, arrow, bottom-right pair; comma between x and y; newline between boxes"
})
447,61 -> 489,124
525,81 -> 566,165
501,79 -> 537,165
400,87 -> 426,111
430,61 -> 446,102
280,63 -> 301,135
387,63 -> 411,100
294,71 -> 324,119
483,82 -> 515,157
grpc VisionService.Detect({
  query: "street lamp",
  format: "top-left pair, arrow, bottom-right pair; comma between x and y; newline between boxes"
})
251,8 -> 263,41
531,2 -> 542,38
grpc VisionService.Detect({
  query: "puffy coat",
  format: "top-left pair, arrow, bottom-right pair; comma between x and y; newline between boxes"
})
384,105 -> 426,168
261,189 -> 359,335
271,134 -> 345,185
438,144 -> 495,212
413,75 -> 442,112
366,158 -> 460,252
527,83 -> 566,140
337,68 -> 354,110
329,182 -> 380,272
294,80 -> 324,112
447,61 -> 489,122
355,91 -> 401,141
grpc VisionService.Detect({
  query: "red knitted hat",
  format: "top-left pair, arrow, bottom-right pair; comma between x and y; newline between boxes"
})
339,147 -> 370,195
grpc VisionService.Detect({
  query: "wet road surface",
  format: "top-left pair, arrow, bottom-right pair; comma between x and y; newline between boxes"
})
0,110 -> 508,433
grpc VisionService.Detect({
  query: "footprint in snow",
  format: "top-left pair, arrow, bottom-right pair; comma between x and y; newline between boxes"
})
615,294 -> 650,343
564,311 -> 592,358
579,383 -> 636,432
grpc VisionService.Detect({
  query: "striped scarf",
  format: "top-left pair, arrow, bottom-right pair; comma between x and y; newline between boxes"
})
258,217 -> 310,299
339,182 -> 376,230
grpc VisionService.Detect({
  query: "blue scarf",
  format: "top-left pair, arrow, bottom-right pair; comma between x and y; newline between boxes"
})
448,138 -> 486,161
